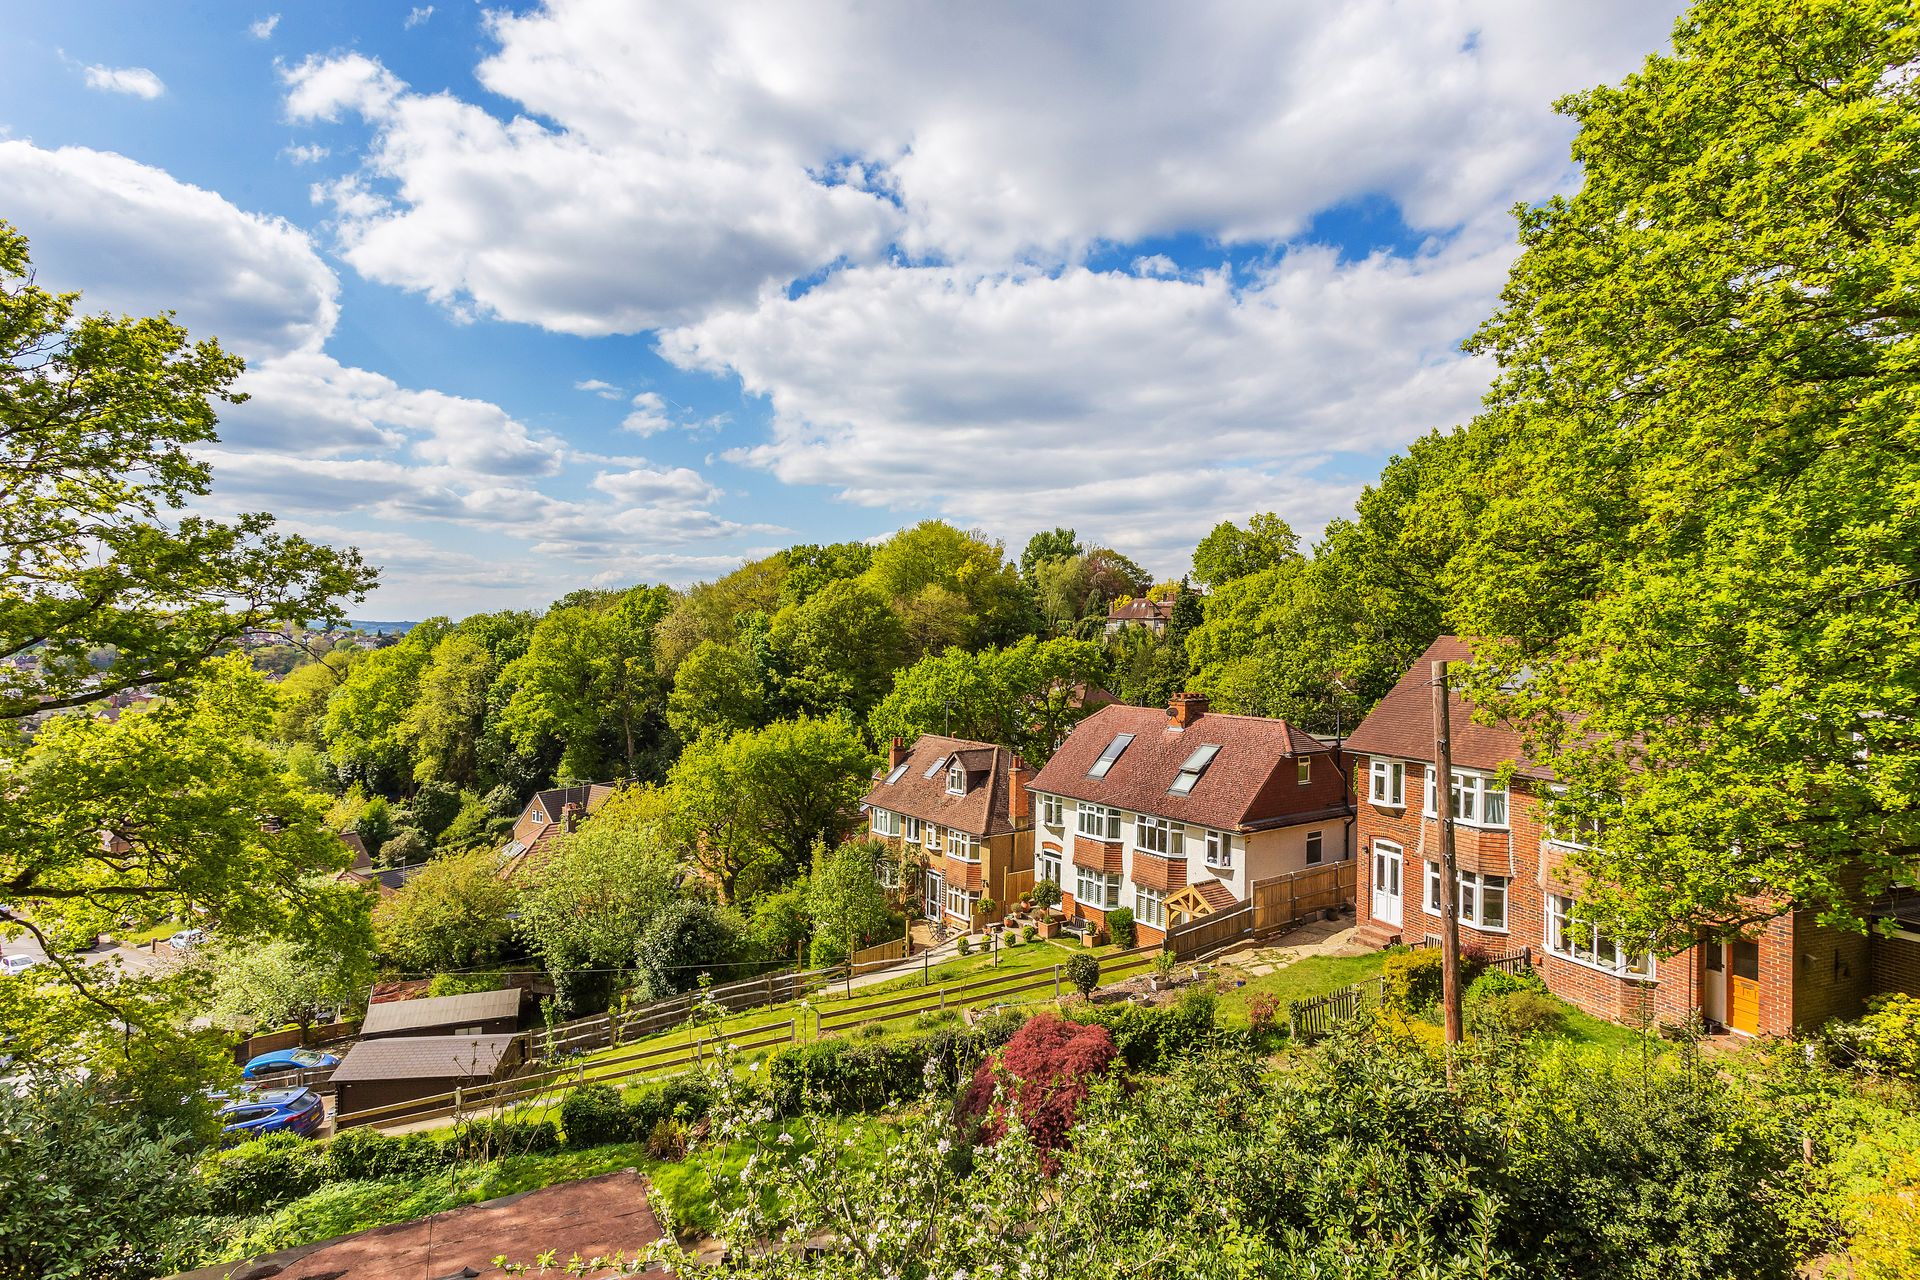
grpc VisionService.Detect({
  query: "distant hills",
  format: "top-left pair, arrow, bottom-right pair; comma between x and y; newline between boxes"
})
349,620 -> 417,635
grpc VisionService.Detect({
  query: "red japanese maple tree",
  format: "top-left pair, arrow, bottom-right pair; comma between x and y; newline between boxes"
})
959,1012 -> 1118,1167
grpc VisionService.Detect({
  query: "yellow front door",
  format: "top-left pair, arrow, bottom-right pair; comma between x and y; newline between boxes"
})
1729,939 -> 1761,1035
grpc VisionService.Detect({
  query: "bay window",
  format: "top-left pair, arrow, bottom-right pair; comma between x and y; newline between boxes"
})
1076,802 -> 1122,840
1546,894 -> 1655,979
1369,759 -> 1406,807
945,830 -> 981,860
1134,883 -> 1167,929
870,808 -> 899,837
1075,866 -> 1122,909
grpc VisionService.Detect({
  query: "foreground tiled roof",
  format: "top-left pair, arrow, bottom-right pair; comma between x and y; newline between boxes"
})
359,986 -> 522,1035
1026,701 -> 1344,831
863,734 -> 1026,837
329,1034 -> 518,1083
1342,636 -> 1544,777
1191,878 -> 1238,913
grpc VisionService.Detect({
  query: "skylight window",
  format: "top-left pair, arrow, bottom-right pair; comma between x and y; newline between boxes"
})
923,754 -> 950,780
1087,733 -> 1135,779
885,762 -> 910,785
1169,743 -> 1221,796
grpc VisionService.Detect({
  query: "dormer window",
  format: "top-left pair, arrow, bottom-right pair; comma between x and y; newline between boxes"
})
1296,757 -> 1312,785
946,764 -> 967,795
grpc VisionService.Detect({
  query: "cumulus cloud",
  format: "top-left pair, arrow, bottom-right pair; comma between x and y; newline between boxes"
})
282,143 -> 329,165
574,378 -> 623,399
83,64 -> 166,99
405,6 -> 434,29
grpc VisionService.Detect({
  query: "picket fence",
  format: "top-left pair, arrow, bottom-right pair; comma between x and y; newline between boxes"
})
1285,946 -> 1534,1040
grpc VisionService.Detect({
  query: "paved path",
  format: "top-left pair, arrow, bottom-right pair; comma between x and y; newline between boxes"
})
1215,920 -> 1368,976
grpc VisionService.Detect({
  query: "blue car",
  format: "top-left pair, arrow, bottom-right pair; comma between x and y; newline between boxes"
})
241,1046 -> 339,1080
218,1087 -> 324,1142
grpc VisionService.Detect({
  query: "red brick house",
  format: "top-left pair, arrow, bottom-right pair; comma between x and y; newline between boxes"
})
862,735 -> 1034,932
497,783 -> 617,881
1347,636 -> 1873,1037
1023,693 -> 1352,946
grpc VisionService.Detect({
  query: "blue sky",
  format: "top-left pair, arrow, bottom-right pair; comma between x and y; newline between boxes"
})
1,2 -> 1681,617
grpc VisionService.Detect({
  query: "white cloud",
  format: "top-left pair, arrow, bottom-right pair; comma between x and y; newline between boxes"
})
621,392 -> 673,436
591,463 -> 722,508
574,378 -> 623,400
82,65 -> 165,100
405,6 -> 434,29
282,143 -> 330,165
249,14 -> 280,40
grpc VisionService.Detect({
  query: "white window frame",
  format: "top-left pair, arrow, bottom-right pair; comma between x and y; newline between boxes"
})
1135,815 -> 1185,858
1075,866 -> 1122,910
1076,802 -> 1122,841
923,822 -> 941,851
1305,830 -> 1323,865
1545,894 -> 1655,979
1545,788 -> 1603,849
901,815 -> 922,843
944,884 -> 977,921
1039,793 -> 1063,828
1422,862 -> 1510,932
1369,759 -> 1406,808
876,858 -> 900,890
870,808 -> 899,837
1204,829 -> 1233,870
1297,757 -> 1312,785
946,764 -> 967,796
1134,883 -> 1166,928
1422,767 -> 1509,830
945,829 -> 981,861
1036,849 -> 1063,886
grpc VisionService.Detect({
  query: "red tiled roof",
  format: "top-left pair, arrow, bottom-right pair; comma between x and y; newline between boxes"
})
1343,636 -> 1547,777
862,735 -> 1028,838
1191,879 -> 1238,913
1107,598 -> 1174,622
499,782 -> 618,880
1025,700 -> 1344,831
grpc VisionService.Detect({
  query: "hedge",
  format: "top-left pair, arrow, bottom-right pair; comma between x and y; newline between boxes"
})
1064,989 -> 1218,1071
767,1009 -> 1030,1116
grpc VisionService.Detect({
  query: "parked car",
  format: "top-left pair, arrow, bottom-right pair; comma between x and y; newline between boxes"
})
241,1047 -> 339,1081
0,955 -> 40,977
217,1087 -> 323,1142
166,928 -> 206,951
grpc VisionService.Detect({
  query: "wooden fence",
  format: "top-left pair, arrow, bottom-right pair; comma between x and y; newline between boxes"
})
851,935 -> 909,968
1168,904 -> 1255,959
232,1018 -> 360,1065
1250,861 -> 1356,935
1003,868 -> 1037,905
814,945 -> 1162,1036
1285,946 -> 1534,1040
535,965 -> 838,1057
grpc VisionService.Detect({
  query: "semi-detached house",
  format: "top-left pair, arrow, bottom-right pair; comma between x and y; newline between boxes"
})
862,734 -> 1034,931
1023,693 -> 1353,945
1347,635 -> 1877,1037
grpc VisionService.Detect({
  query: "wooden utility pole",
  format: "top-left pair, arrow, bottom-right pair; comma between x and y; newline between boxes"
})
1432,660 -> 1464,1046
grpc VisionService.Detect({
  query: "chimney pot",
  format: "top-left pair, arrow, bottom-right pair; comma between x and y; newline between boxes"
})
1168,692 -> 1209,729
1008,755 -> 1031,824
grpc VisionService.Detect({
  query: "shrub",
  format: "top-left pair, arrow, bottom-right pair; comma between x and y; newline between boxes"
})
202,1131 -> 328,1215
957,935 -> 971,957
857,1020 -> 886,1039
1068,989 -> 1217,1070
1247,993 -> 1281,1034
323,1127 -> 455,1182
1031,878 -> 1062,910
427,970 -> 515,999
626,1074 -> 713,1135
1382,948 -> 1447,1012
1066,951 -> 1101,996
560,1084 -> 633,1148
646,1116 -> 691,1160
958,1012 -> 1119,1167
634,900 -> 749,1000
378,826 -> 428,866
766,1013 -> 1029,1116
912,1009 -> 957,1032
410,781 -> 463,841
445,1117 -> 560,1161
1007,930 -> 1023,947
1837,993 -> 1920,1079
1464,969 -> 1557,1039
1022,925 -> 1036,944
1106,907 -> 1136,949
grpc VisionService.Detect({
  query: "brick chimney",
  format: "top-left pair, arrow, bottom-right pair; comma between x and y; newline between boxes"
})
562,801 -> 582,833
888,736 -> 910,769
1008,755 -> 1030,823
1168,691 -> 1209,729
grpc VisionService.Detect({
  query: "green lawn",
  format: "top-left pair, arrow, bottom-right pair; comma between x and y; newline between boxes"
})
1211,952 -> 1391,1030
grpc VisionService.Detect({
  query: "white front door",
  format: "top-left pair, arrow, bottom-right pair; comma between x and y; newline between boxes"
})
925,871 -> 945,921
1371,842 -> 1403,927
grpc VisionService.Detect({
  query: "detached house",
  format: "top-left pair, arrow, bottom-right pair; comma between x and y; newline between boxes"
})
1347,636 -> 1876,1037
863,735 -> 1034,931
1024,693 -> 1352,945
498,783 -> 616,880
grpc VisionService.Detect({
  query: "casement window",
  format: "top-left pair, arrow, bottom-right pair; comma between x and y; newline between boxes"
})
1424,862 -> 1509,931
946,764 -> 967,795
1546,894 -> 1655,979
876,859 -> 900,889
1076,802 -> 1122,840
1134,883 -> 1167,928
870,808 -> 899,837
1075,866 -> 1122,909
1039,793 -> 1063,828
1545,790 -> 1604,848
1369,759 -> 1406,808
1305,831 -> 1324,865
901,815 -> 922,843
923,823 -> 941,851
1297,757 -> 1312,785
1036,849 -> 1063,885
1422,767 -> 1509,829
1204,829 -> 1233,870
945,884 -> 977,921
1136,815 -> 1185,857
945,830 -> 981,861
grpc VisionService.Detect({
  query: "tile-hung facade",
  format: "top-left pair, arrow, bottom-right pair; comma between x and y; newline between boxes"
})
861,735 -> 1034,932
1023,693 -> 1353,946
1347,636 -> 1874,1037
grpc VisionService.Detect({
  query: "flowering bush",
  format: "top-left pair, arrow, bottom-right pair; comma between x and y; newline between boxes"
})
959,1012 -> 1118,1167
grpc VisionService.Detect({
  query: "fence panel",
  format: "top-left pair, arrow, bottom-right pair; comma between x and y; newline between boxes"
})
1003,868 -> 1036,905
1168,904 -> 1254,959
1250,862 -> 1356,936
1287,975 -> 1386,1040
851,936 -> 908,968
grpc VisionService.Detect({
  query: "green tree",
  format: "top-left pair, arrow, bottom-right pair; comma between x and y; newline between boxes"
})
778,540 -> 876,608
1447,0 -> 1920,940
373,846 -> 515,972
665,639 -> 768,742
0,1082 -> 203,1280
501,585 -> 675,781
271,646 -> 361,747
402,631 -> 496,787
204,936 -> 373,1034
632,899 -> 749,999
655,555 -> 790,676
767,578 -> 909,720
321,618 -> 450,788
868,636 -> 1111,763
515,787 -> 679,1015
806,839 -> 894,967
1190,513 -> 1302,588
1019,527 -> 1083,583
862,520 -> 1033,649
665,716 -> 872,902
